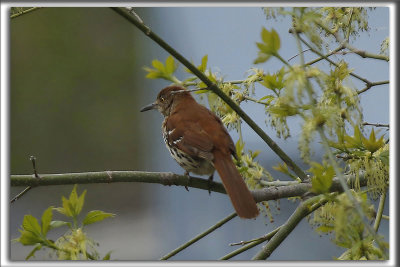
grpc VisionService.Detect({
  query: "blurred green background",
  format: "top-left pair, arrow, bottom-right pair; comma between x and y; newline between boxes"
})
9,7 -> 389,261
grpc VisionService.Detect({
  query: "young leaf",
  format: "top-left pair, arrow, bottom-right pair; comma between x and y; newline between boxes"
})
41,206 -> 53,236
254,53 -> 271,64
362,128 -> 385,153
22,215 -> 42,236
17,230 -> 42,245
82,210 -> 115,226
60,196 -> 73,217
49,220 -> 71,230
151,59 -> 165,72
270,29 -> 281,53
198,55 -> 208,72
75,189 -> 87,216
165,56 -> 177,75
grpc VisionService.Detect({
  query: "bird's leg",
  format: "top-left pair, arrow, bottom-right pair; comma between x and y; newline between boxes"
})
207,174 -> 214,195
184,171 -> 190,191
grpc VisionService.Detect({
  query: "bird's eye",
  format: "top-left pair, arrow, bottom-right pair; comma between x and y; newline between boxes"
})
160,97 -> 165,102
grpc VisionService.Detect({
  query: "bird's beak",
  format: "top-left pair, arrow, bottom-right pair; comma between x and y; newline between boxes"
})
140,102 -> 158,112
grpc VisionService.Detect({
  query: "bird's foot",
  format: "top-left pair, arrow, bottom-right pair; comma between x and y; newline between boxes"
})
184,171 -> 190,191
207,174 -> 214,195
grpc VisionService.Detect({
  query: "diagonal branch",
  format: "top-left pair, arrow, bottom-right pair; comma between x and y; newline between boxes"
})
10,7 -> 42,19
109,7 -> 308,182
252,194 -> 329,260
160,212 -> 237,260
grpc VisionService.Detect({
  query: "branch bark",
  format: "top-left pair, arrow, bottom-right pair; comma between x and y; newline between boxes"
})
11,171 -> 367,202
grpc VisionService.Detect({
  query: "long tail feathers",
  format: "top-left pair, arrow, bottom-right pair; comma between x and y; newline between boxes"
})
213,150 -> 259,219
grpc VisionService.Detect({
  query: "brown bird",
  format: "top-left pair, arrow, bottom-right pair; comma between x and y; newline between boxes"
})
140,85 -> 259,219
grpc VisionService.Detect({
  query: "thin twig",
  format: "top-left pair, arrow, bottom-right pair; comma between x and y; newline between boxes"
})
357,80 -> 389,95
10,7 -> 42,19
10,156 -> 40,203
362,122 -> 389,128
229,226 -> 281,246
287,48 -> 312,62
316,21 -> 389,62
220,227 -> 281,260
110,7 -> 308,181
160,212 -> 237,260
296,33 -> 371,84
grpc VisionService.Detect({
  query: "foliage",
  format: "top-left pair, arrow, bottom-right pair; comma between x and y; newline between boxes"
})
309,191 -> 388,260
13,185 -> 115,260
144,7 -> 389,260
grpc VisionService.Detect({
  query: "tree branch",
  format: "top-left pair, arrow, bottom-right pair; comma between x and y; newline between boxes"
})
220,226 -> 281,260
11,170 -> 368,203
109,7 -> 308,182
252,194 -> 329,260
316,21 -> 389,62
10,7 -> 42,19
160,212 -> 237,260
10,171 -> 226,195
357,80 -> 389,95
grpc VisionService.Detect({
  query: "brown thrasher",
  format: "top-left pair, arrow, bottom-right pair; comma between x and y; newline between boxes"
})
140,85 -> 259,219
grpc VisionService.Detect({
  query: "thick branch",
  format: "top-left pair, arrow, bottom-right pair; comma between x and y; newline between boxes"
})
10,171 -> 226,194
11,171 -> 367,203
109,7 -> 308,181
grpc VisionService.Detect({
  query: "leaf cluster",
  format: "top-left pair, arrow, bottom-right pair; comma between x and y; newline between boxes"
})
13,185 -> 115,260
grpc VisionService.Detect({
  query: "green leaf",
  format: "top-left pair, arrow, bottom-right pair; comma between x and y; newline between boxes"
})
270,29 -> 281,52
49,220 -> 70,230
253,53 -> 271,64
22,215 -> 42,236
75,189 -> 87,216
165,56 -> 177,75
261,27 -> 270,43
41,206 -> 53,236
362,128 -> 385,153
198,55 -> 208,72
82,210 -> 115,226
272,162 -> 291,175
309,162 -> 335,193
151,59 -> 165,71
17,230 -> 42,245
343,126 -> 364,149
102,251 -> 112,260
145,70 -> 162,79
60,196 -> 73,217
258,27 -> 280,54
26,244 -> 42,260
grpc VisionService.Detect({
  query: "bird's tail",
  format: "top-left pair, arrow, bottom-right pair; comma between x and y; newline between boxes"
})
213,150 -> 259,219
